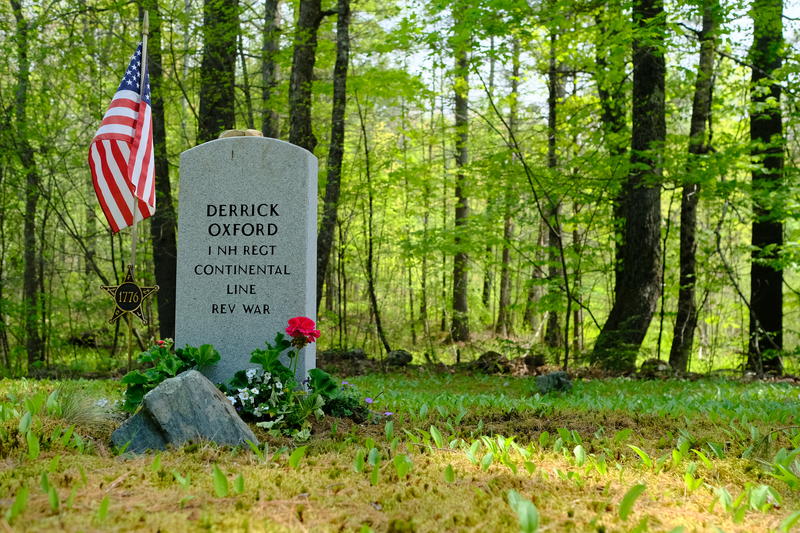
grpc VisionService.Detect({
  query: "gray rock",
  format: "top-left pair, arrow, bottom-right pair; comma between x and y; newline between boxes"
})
535,371 -> 572,394
145,370 -> 257,447
524,352 -> 547,368
387,349 -> 413,367
111,409 -> 166,453
320,348 -> 367,361
473,351 -> 511,374
111,370 -> 257,453
639,358 -> 672,378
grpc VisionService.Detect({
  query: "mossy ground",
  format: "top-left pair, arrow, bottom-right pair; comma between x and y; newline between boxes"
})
0,374 -> 798,532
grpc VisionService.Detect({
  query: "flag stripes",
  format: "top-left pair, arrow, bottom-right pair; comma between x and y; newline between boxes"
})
88,45 -> 155,233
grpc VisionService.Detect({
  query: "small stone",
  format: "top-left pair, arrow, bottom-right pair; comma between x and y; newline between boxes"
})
473,351 -> 511,374
639,358 -> 672,378
535,371 -> 572,394
387,349 -> 413,367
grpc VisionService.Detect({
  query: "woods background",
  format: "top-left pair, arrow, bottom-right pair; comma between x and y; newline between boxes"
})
0,0 -> 798,376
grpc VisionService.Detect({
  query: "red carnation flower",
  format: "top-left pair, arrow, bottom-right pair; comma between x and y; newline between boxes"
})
285,316 -> 320,348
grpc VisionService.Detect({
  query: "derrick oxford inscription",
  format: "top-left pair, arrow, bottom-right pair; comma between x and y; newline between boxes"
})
175,137 -> 317,384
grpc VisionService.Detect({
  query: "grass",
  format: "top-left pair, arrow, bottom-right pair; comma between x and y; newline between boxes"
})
0,373 -> 798,532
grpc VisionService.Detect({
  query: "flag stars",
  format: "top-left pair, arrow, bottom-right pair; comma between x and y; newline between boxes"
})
116,43 -> 149,93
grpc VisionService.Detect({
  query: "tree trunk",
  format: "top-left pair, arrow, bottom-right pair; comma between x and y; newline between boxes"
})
238,32 -> 255,129
143,1 -> 179,339
594,9 -> 628,302
198,0 -> 239,142
439,83 -> 448,334
420,95 -> 435,342
289,0 -> 324,153
495,217 -> 513,336
572,225 -> 583,354
400,101 -> 416,345
261,0 -> 281,138
11,0 -> 44,370
316,0 -> 350,310
356,97 -> 391,354
523,220 -> 547,332
496,38 -> 519,337
450,15 -> 470,342
747,0 -> 784,374
482,243 -> 492,309
0,149 -> 9,369
669,0 -> 718,372
337,220 -> 347,346
544,32 -> 564,350
591,0 -> 665,372
83,18 -> 98,284
37,198 -> 51,365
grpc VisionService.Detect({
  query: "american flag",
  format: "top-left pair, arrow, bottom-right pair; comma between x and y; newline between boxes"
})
89,43 -> 155,233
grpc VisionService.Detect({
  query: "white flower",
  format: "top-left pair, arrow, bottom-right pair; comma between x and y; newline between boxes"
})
226,396 -> 236,405
276,382 -> 283,390
246,368 -> 258,380
94,398 -> 109,408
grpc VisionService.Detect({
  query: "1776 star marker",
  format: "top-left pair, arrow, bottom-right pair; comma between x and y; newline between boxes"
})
101,265 -> 159,324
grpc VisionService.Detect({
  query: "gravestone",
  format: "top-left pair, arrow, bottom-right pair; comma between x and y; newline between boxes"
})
175,137 -> 317,384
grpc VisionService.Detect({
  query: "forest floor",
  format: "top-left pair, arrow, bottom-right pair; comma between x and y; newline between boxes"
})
0,372 -> 798,532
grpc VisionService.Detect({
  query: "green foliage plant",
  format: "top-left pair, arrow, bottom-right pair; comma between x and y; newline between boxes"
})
288,446 -> 308,469
309,370 -> 369,421
4,486 -> 29,525
781,510 -> 800,532
768,448 -> 800,489
121,339 -> 220,412
220,339 -> 315,434
393,454 -> 412,479
619,483 -> 647,521
220,318 -> 338,436
247,333 -> 295,386
212,464 -> 229,498
95,495 -> 110,523
219,366 -> 291,422
46,385 -> 118,431
507,489 -> 539,533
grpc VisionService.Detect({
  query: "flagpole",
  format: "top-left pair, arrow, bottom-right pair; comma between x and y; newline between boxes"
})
126,10 -> 149,371
129,10 -> 149,272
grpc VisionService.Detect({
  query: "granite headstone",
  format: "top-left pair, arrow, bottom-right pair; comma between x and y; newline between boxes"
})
175,137 -> 317,384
